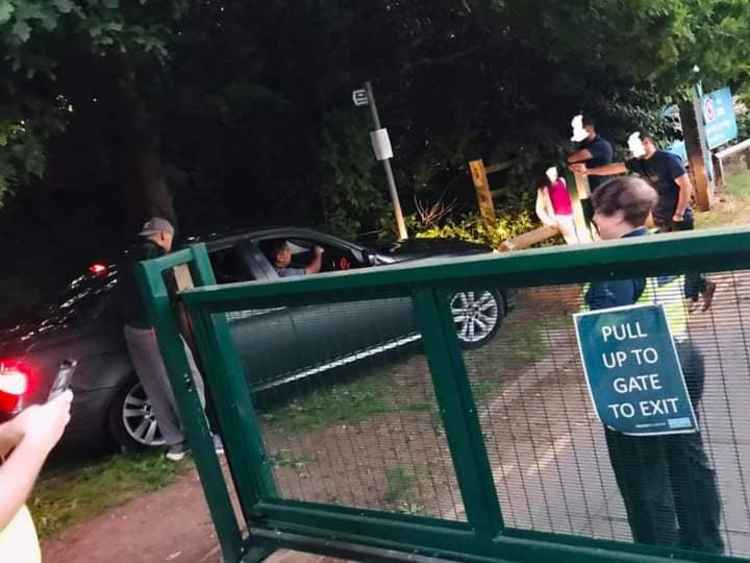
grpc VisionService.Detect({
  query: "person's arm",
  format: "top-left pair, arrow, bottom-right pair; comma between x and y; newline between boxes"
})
0,392 -> 72,529
567,148 -> 593,164
575,162 -> 628,176
305,246 -> 324,274
0,420 -> 23,459
0,436 -> 52,529
673,174 -> 693,222
535,189 -> 556,226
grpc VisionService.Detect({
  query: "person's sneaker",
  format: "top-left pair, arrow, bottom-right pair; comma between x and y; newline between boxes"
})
165,443 -> 189,462
213,434 -> 225,456
702,280 -> 717,312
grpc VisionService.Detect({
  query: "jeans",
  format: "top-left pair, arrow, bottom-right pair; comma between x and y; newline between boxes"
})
654,210 -> 707,300
604,341 -> 723,553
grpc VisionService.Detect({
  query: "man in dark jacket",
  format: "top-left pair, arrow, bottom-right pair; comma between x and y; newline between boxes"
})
119,218 -> 220,461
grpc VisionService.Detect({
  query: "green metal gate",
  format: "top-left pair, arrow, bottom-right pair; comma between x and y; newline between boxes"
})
136,227 -> 750,563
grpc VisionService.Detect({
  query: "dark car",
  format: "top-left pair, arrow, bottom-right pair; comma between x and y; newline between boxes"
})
0,227 -> 512,452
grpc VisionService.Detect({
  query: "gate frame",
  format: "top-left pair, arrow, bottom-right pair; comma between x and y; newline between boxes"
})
136,227 -> 750,563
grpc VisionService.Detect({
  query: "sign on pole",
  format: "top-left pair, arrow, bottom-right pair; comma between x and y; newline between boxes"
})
352,89 -> 369,107
370,128 -> 393,161
701,87 -> 738,149
573,304 -> 698,436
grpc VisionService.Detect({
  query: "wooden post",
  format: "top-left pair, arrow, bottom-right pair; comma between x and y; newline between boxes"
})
713,153 -> 724,190
564,169 -> 594,243
173,264 -> 194,292
499,225 -> 560,252
469,159 -> 497,230
680,100 -> 713,210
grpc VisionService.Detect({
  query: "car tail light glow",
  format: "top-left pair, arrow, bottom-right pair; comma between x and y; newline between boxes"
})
89,263 -> 108,276
0,360 -> 31,413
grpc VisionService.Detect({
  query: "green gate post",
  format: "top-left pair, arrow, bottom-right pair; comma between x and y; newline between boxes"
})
412,287 -> 504,544
136,247 -> 245,562
185,245 -> 278,561
188,307 -> 278,500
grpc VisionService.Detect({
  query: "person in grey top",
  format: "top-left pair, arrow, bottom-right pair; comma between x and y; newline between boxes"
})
270,239 -> 324,277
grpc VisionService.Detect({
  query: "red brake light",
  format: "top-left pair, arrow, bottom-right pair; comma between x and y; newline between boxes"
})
89,263 -> 108,276
0,360 -> 31,413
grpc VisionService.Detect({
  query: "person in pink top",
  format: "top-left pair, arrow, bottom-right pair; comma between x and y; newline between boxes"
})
535,166 -> 580,244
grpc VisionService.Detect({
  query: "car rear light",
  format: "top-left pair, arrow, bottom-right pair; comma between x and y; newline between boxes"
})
0,360 -> 31,413
89,263 -> 108,276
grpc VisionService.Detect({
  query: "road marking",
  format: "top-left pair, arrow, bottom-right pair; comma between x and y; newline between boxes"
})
524,434 -> 572,479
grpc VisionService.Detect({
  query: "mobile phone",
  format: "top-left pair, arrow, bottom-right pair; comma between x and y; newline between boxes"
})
48,359 -> 76,402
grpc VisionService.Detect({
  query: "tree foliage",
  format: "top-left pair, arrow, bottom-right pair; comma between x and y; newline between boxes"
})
1,0 -> 750,240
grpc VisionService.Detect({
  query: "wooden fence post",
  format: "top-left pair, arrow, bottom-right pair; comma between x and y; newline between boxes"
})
469,159 -> 497,230
680,100 -> 713,210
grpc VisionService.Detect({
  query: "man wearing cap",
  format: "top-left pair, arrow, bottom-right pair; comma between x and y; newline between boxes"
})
118,218 -> 221,461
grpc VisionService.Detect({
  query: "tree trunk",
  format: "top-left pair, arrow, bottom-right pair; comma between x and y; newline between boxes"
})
112,59 -> 176,234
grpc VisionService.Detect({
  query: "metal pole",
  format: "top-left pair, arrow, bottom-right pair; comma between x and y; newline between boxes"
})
364,81 -> 408,240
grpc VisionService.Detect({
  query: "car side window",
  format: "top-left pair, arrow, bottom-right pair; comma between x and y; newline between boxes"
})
287,239 -> 363,272
210,247 -> 255,284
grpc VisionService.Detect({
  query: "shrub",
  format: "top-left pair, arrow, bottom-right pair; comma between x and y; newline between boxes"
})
408,210 -> 535,249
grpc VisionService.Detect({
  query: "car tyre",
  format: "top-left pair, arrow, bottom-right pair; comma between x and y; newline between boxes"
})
108,376 -> 165,452
450,289 -> 504,349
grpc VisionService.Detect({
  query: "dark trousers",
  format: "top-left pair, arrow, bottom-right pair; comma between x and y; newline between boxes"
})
605,341 -> 723,553
654,210 -> 707,300
123,326 -> 206,447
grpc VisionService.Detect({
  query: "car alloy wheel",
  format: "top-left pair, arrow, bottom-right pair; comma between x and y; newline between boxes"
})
121,381 -> 165,447
450,290 -> 502,346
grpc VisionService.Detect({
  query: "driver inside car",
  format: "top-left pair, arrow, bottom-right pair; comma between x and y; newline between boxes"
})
269,239 -> 324,277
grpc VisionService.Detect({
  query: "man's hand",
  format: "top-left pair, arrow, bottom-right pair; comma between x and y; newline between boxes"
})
306,246 -> 325,274
569,163 -> 588,175
14,391 -> 73,453
672,212 -> 685,223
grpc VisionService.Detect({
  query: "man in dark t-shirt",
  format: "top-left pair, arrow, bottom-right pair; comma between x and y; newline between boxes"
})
573,132 -> 716,311
269,239 -> 324,277
567,116 -> 614,229
567,116 -> 614,192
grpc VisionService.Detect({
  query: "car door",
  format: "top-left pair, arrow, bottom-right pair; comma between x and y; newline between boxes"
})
208,241 -> 301,393
246,234 -> 417,392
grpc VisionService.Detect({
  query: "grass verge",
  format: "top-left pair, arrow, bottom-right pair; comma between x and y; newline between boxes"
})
261,366 -> 432,435
696,171 -> 750,229
30,451 -> 192,540
383,465 -> 424,515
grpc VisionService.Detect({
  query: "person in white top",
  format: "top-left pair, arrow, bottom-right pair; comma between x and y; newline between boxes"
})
0,391 -> 73,562
535,166 -> 581,245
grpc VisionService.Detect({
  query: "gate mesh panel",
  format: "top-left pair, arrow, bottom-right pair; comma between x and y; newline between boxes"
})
454,274 -> 750,557
225,295 -> 466,521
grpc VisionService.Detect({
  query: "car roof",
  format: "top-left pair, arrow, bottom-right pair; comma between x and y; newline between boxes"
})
181,226 -> 367,252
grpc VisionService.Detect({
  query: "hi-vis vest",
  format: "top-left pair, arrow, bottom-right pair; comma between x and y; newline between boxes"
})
583,275 -> 689,340
637,275 -> 689,340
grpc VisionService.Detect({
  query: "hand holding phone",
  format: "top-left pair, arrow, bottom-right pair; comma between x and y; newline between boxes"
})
48,359 -> 76,402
